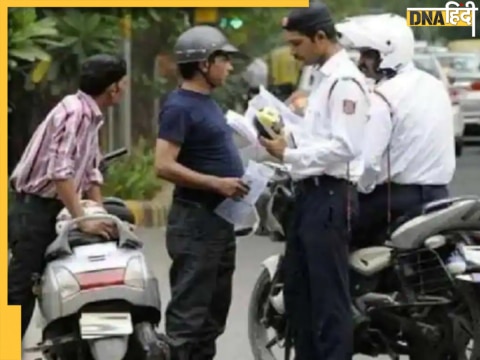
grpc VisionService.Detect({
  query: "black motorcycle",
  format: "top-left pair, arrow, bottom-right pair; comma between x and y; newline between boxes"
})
248,164 -> 480,360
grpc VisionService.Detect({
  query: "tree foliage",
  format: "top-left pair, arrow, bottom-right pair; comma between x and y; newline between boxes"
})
8,9 -> 57,67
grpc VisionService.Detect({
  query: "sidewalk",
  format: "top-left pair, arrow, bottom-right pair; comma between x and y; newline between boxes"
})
124,182 -> 173,228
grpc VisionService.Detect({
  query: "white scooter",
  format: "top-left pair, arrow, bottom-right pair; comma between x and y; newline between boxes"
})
24,149 -> 169,360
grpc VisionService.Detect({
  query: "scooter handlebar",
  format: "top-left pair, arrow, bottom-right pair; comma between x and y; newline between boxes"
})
103,147 -> 128,163
98,147 -> 128,175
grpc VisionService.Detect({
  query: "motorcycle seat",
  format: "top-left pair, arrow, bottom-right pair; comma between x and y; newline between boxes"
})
68,229 -> 113,248
44,230 -> 115,262
62,201 -> 135,249
66,200 -> 135,247
45,203 -> 138,261
389,196 -> 476,234
103,200 -> 136,225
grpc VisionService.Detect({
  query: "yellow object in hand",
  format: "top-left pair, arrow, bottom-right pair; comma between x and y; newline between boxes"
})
254,107 -> 284,140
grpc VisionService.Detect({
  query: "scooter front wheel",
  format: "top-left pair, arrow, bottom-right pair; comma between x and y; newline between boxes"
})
248,268 -> 287,360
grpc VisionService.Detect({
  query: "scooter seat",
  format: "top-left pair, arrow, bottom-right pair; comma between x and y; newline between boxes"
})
68,229 -> 112,248
45,230 -> 114,262
103,201 -> 136,225
389,196 -> 477,234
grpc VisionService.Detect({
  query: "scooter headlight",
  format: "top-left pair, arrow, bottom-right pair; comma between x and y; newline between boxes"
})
55,267 -> 81,298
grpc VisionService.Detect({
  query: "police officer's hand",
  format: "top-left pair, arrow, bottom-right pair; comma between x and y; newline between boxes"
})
286,90 -> 307,104
213,177 -> 250,199
259,133 -> 288,160
286,90 -> 308,114
78,219 -> 116,240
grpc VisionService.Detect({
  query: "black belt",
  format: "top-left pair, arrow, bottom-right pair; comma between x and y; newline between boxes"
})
15,192 -> 63,208
172,196 -> 220,212
295,175 -> 352,189
385,183 -> 447,189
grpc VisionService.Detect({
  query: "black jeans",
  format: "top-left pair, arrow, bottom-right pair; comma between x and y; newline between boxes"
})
354,183 -> 449,247
165,198 -> 236,360
8,193 -> 63,338
283,176 -> 358,360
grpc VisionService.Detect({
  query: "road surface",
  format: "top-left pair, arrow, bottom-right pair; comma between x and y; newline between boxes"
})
22,148 -> 480,359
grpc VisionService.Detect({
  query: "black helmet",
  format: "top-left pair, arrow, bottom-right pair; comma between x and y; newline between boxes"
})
79,54 -> 126,96
174,25 -> 240,64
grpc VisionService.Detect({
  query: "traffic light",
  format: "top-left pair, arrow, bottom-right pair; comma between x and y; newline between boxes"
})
219,16 -> 244,30
187,8 -> 244,30
193,8 -> 219,25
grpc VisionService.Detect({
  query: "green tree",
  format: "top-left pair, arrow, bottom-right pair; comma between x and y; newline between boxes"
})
8,8 -> 61,112
38,9 -> 122,94
8,8 -> 58,76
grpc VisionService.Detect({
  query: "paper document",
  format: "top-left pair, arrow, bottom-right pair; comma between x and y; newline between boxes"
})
239,144 -> 279,165
249,86 -> 303,126
214,161 -> 275,226
226,110 -> 257,149
244,86 -> 307,147
226,87 -> 306,151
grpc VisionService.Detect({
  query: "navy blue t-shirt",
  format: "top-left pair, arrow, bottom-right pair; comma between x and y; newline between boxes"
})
157,88 -> 244,207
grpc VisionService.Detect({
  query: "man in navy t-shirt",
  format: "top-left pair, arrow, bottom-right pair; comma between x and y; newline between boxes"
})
155,25 -> 249,360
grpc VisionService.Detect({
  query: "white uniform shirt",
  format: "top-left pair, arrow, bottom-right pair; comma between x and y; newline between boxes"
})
283,49 -> 370,182
358,63 -> 456,193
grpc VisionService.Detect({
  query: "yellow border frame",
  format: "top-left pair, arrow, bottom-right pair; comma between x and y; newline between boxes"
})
2,1 -> 307,359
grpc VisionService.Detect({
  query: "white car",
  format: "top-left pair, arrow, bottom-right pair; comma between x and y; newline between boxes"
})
439,53 -> 480,137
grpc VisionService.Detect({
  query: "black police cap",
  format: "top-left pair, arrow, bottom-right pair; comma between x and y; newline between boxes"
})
282,3 -> 334,35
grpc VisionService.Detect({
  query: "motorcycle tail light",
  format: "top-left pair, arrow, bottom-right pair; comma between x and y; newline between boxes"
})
124,257 -> 145,289
76,268 -> 125,290
55,267 -> 81,298
471,81 -> 480,91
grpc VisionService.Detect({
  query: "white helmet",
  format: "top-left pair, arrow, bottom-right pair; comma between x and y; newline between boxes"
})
55,200 -> 107,235
336,13 -> 415,71
242,58 -> 268,89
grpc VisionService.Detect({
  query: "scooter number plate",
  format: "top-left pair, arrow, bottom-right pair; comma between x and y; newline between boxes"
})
79,312 -> 133,339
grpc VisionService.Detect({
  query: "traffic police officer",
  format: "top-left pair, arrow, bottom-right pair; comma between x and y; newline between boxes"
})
336,14 -> 455,247
260,4 -> 370,359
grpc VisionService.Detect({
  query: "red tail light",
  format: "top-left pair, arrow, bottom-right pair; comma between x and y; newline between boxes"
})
471,81 -> 480,91
76,268 -> 125,290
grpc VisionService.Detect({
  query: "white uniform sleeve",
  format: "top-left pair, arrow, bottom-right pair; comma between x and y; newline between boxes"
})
283,79 -> 368,173
357,93 -> 392,193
